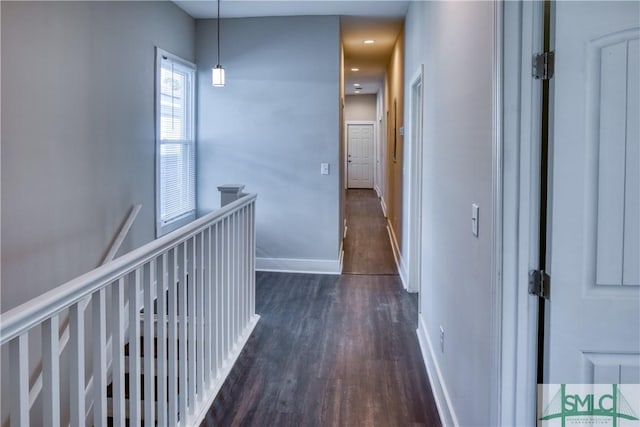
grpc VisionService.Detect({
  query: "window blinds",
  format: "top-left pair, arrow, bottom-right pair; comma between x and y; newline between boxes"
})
158,57 -> 195,226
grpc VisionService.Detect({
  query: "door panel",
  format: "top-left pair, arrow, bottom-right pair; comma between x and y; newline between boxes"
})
547,1 -> 640,383
347,124 -> 374,188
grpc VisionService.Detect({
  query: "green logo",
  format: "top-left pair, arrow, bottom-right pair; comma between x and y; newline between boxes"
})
539,384 -> 639,427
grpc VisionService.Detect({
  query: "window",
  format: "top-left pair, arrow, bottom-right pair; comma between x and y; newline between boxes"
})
155,48 -> 196,236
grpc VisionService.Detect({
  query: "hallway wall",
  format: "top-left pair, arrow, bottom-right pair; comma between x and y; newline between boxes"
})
384,30 -> 405,277
1,0 -> 195,312
405,1 -> 497,425
344,94 -> 377,122
196,16 -> 342,273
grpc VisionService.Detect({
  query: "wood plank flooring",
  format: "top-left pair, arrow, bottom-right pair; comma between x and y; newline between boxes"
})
342,190 -> 398,275
201,190 -> 441,426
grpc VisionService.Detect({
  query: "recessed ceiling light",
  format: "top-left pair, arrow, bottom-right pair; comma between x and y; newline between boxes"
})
363,39 -> 375,44
351,68 -> 360,72
355,90 -> 361,94
353,83 -> 361,87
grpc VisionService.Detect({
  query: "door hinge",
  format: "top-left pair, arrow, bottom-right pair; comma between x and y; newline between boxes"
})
532,51 -> 555,80
528,269 -> 550,299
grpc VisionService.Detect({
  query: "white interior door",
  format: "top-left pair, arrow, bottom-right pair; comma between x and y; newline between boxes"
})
546,1 -> 640,383
347,123 -> 374,189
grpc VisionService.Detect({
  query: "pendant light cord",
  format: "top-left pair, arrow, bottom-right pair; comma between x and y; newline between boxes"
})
217,0 -> 221,66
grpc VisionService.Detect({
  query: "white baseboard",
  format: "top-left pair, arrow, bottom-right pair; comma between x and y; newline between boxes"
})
374,185 -> 381,199
380,196 -> 388,218
256,257 -> 341,275
386,224 -> 408,289
417,316 -> 458,427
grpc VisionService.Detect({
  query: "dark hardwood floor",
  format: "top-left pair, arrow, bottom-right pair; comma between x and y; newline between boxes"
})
342,189 -> 398,275
201,190 -> 441,426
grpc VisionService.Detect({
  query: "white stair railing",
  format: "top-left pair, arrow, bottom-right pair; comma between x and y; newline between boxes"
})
0,193 -> 259,427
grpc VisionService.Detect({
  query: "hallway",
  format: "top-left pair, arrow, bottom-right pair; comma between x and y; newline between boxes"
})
202,190 -> 440,426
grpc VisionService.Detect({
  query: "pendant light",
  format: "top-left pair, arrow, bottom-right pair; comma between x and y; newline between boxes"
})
211,0 -> 225,87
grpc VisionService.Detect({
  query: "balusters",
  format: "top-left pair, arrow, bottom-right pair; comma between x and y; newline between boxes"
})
187,237 -> 197,415
251,202 -> 256,318
42,315 -> 60,427
179,242 -> 189,422
69,303 -> 85,427
128,269 -> 142,426
157,254 -> 168,426
10,335 -> 29,427
215,221 -> 223,376
1,195 -> 257,427
111,278 -> 126,426
168,247 -> 179,425
197,232 -> 205,398
92,288 -> 107,426
224,216 -> 231,359
203,228 -> 212,388
143,261 -> 156,425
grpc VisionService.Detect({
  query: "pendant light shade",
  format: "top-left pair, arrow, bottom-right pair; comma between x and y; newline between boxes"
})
212,0 -> 225,87
212,65 -> 225,87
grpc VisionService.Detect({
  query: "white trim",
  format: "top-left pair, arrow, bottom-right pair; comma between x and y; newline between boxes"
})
490,2 -> 504,425
417,316 -> 459,427
500,1 -> 544,425
345,120 -> 376,189
380,196 -> 388,218
406,65 -> 425,295
256,257 -> 342,275
155,47 -> 197,238
386,224 -> 408,290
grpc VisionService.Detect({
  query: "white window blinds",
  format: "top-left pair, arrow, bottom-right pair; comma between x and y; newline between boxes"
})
156,49 -> 196,235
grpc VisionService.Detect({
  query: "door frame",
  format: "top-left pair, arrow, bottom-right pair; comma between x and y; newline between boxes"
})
407,66 -> 424,296
499,0 -> 545,425
344,121 -> 376,189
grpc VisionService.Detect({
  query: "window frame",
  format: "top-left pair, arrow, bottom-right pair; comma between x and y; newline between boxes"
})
155,47 -> 197,237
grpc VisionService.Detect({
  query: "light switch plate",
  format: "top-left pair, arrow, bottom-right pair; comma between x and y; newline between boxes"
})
472,203 -> 479,237
320,163 -> 330,175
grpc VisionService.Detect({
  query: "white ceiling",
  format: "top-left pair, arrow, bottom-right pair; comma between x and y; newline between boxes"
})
174,0 -> 407,97
174,1 -> 409,19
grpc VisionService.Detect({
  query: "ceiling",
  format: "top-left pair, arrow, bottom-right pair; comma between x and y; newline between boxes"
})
174,1 -> 409,19
173,0 -> 407,96
341,16 -> 403,95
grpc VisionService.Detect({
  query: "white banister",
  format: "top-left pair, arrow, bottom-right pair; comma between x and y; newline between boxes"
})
2,204 -> 144,427
1,193 -> 259,426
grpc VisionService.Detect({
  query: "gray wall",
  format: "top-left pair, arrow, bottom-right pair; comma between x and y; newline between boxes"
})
1,1 -> 195,311
345,94 -> 377,122
405,1 -> 496,425
196,16 -> 342,271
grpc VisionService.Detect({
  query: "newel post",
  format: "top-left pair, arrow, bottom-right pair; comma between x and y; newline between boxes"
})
218,184 -> 246,206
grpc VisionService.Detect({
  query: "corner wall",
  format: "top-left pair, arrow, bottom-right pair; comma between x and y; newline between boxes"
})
405,1 -> 497,425
195,16 -> 342,274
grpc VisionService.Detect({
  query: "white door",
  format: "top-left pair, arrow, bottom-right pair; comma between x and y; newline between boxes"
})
546,1 -> 640,383
347,123 -> 374,188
